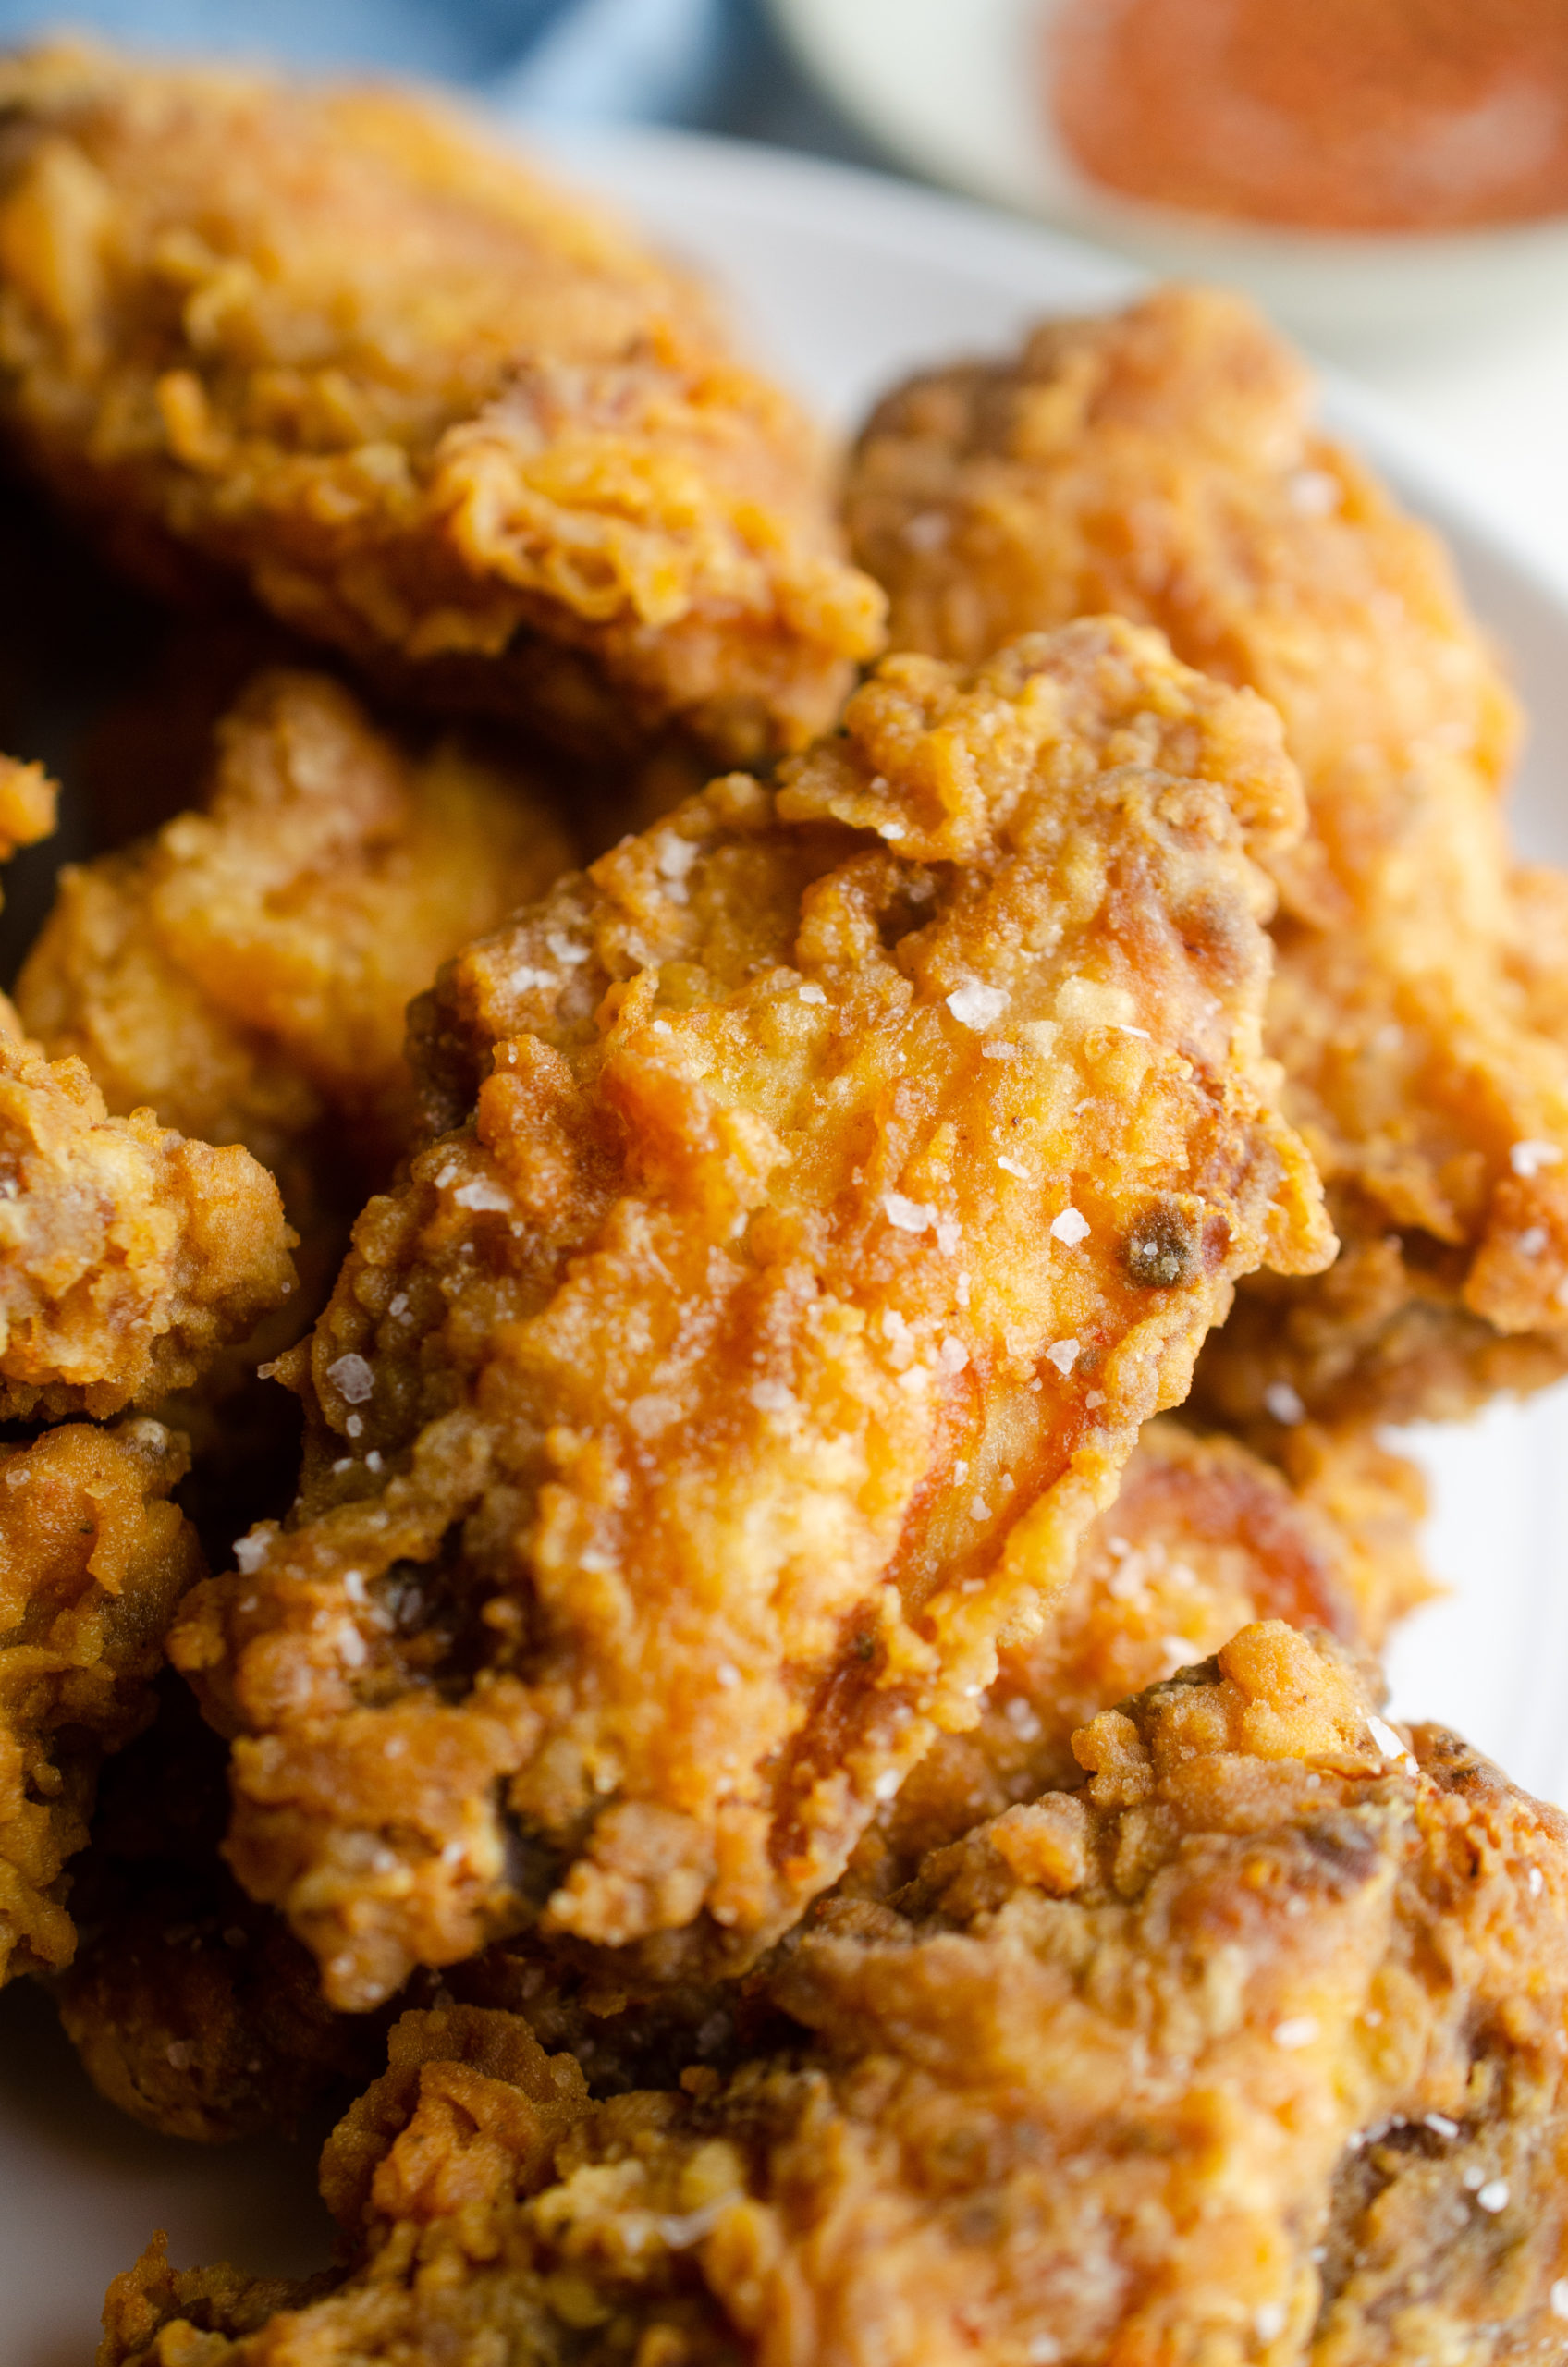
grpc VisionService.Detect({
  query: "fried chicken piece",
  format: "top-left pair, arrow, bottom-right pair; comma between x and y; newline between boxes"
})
52,1675 -> 387,2141
57,1414 -> 1423,2142
850,1412 -> 1431,1889
102,1626 -> 1568,2367
167,617 -> 1330,2009
17,667 -> 577,1190
846,283 -> 1568,1424
0,991 -> 295,1418
0,1417 -> 201,1984
15,666 -> 572,1543
0,40 -> 886,765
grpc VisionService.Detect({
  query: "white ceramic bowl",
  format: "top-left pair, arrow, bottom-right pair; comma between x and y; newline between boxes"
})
769,0 -> 1568,350
6,123 -> 1568,2361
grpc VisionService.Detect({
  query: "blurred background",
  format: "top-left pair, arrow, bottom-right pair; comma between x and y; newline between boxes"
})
15,0 -> 1568,589
0,0 -> 1564,583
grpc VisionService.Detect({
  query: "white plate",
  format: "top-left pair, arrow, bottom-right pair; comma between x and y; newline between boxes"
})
6,122 -> 1568,2362
769,0 -> 1568,347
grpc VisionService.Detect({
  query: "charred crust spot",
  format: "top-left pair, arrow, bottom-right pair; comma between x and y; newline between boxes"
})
1123,1200 -> 1203,1290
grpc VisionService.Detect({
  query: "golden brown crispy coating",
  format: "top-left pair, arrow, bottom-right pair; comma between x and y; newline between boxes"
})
0,994 -> 296,1418
17,666 -> 577,1187
850,1413 -> 1432,1889
0,40 -> 886,763
102,1629 -> 1568,2367
0,1417 -> 201,1983
167,617 -> 1330,2009
847,283 -> 1568,1424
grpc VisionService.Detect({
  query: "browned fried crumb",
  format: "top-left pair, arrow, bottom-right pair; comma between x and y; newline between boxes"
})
100,1627 -> 1568,2367
0,40 -> 886,763
52,1677 -> 386,2140
846,282 -> 1568,1424
848,1413 -> 1432,1889
0,1417 -> 201,1982
166,618 -> 1330,2010
0,993 -> 295,1417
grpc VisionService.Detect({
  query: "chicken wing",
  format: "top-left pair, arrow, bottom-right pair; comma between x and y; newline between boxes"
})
0,40 -> 886,763
166,617 -> 1330,2009
102,1626 -> 1568,2367
846,284 -> 1568,1425
0,1417 -> 201,1984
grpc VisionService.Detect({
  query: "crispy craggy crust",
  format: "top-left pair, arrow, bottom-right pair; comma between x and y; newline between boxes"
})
17,667 -> 577,1189
101,1629 -> 1568,2367
0,1417 -> 201,1982
0,40 -> 886,763
167,618 -> 1329,2008
0,994 -> 296,1417
846,282 -> 1568,1424
849,1413 -> 1432,1891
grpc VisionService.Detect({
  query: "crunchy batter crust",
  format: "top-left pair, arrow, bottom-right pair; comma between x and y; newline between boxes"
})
0,991 -> 296,1418
850,1412 -> 1431,1890
846,283 -> 1568,1425
167,618 -> 1330,2008
0,1417 -> 201,1983
0,40 -> 886,762
101,1628 -> 1568,2367
17,667 -> 577,1195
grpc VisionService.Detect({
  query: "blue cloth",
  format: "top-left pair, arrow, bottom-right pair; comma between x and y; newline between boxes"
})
0,0 -> 752,118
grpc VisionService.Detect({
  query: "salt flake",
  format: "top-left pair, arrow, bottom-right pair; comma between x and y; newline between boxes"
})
947,982 -> 1009,1031
1050,1206 -> 1089,1246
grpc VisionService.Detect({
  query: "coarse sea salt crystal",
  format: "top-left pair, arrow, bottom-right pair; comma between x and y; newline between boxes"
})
798,982 -> 827,1005
453,1177 -> 511,1213
1528,1864 -> 1546,1897
1045,1338 -> 1079,1377
1519,1226 -> 1549,1257
947,982 -> 1009,1031
1551,2280 -> 1568,2320
1264,1380 -> 1306,1426
1424,2114 -> 1460,2139
1511,1139 -> 1562,1177
1271,2017 -> 1319,2050
234,1532 -> 268,1574
1254,2305 -> 1287,2344
1367,1716 -> 1409,1761
546,930 -> 590,966
1050,1206 -> 1089,1246
326,1353 -> 374,1404
884,1192 -> 934,1233
1476,2179 -> 1510,2214
997,1153 -> 1032,1181
937,1335 -> 969,1377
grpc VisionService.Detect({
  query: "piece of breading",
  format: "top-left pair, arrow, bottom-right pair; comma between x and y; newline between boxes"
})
165,618 -> 1330,2010
0,1417 -> 201,1983
0,40 -> 886,763
100,1627 -> 1568,2367
17,667 -> 577,1191
0,991 -> 296,1418
849,1412 -> 1432,1891
846,283 -> 1568,1424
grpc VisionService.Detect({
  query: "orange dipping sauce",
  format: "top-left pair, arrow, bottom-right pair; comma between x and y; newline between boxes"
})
1049,0 -> 1568,233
